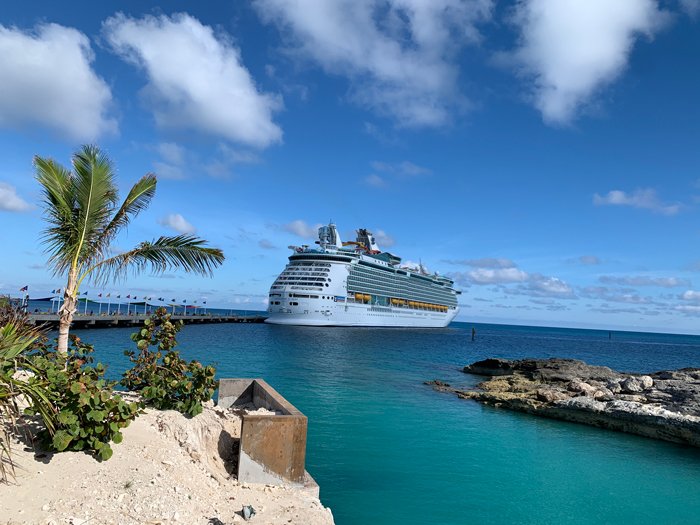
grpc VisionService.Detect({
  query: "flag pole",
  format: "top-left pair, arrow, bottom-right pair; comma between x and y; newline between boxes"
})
84,293 -> 88,315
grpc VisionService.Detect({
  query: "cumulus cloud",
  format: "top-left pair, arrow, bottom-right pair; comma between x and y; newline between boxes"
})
599,275 -> 690,287
373,229 -> 395,248
444,258 -> 517,268
0,23 -> 115,141
581,286 -> 653,304
593,188 -> 680,215
0,183 -> 32,212
159,213 -> 196,234
506,0 -> 667,124
283,220 -> 323,238
104,13 -> 282,148
681,290 -> 700,302
254,0 -> 493,127
467,267 -> 529,284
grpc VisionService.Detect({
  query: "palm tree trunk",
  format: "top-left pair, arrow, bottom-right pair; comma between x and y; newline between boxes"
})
57,270 -> 78,354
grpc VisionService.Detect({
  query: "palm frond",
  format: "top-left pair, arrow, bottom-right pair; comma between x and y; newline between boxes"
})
35,156 -> 79,272
71,145 -> 119,267
87,235 -> 225,286
96,174 -> 157,251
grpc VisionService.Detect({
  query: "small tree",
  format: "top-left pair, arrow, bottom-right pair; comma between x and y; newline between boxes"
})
122,308 -> 217,417
35,145 -> 224,354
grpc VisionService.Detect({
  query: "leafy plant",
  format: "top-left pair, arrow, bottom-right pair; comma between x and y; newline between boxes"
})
122,308 -> 218,417
0,322 -> 56,481
35,144 -> 225,354
0,298 -> 56,482
26,336 -> 139,461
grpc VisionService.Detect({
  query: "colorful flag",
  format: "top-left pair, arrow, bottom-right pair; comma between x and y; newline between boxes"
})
50,289 -> 55,294
117,295 -> 121,298
83,291 -> 88,295
98,293 -> 102,297
126,294 -> 131,299
19,285 -> 28,292
171,298 -> 176,302
107,293 -> 111,297
203,301 -> 207,305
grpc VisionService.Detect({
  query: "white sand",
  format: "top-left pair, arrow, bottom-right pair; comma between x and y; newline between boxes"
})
1,403 -> 334,525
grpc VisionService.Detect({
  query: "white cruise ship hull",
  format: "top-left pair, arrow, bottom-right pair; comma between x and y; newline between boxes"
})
266,302 -> 458,327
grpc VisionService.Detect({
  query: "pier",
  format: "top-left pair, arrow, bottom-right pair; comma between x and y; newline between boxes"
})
28,312 -> 268,329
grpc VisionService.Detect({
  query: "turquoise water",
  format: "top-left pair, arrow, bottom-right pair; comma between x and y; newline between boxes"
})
71,322 -> 700,525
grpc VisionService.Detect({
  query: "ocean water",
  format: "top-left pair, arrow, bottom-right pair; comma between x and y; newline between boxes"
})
69,322 -> 700,525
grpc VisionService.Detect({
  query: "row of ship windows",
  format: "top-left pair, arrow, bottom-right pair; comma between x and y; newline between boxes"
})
349,273 -> 450,295
351,269 -> 448,289
288,262 -> 332,268
348,279 -> 454,303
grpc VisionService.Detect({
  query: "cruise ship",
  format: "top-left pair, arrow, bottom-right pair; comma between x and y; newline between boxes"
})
266,223 -> 460,327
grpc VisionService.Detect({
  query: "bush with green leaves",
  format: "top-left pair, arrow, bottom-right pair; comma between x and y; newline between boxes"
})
27,336 -> 139,461
121,307 -> 217,417
0,298 -> 57,480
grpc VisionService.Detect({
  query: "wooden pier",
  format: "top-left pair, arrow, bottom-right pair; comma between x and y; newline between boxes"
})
28,313 -> 268,329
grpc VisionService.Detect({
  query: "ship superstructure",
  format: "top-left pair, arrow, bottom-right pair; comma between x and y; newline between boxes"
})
266,223 -> 460,327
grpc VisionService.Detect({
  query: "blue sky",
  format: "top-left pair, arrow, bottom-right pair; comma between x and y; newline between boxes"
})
1,0 -> 699,333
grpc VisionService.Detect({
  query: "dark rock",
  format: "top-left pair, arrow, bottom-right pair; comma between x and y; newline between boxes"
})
464,358 -> 514,376
424,380 -> 453,393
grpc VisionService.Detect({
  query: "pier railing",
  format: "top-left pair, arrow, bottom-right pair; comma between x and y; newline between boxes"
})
27,312 -> 267,329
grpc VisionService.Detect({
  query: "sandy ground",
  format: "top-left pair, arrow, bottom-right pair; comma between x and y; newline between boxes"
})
1,402 -> 334,525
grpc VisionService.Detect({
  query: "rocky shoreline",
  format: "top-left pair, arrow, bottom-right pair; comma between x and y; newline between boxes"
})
427,358 -> 700,447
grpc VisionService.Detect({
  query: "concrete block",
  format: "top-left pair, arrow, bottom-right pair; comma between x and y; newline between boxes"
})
218,379 -> 309,487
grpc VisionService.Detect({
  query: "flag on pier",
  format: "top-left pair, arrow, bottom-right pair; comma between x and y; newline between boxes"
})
19,285 -> 28,292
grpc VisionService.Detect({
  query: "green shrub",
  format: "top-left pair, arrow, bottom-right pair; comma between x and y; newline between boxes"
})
27,336 -> 139,461
121,307 -> 217,417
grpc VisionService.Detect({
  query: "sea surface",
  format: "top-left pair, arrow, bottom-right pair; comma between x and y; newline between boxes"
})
70,321 -> 700,525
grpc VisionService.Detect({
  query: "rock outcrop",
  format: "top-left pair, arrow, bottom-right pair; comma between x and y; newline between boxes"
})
427,358 -> 700,447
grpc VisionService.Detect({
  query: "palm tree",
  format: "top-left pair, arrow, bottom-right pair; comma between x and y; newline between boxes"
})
35,145 -> 225,354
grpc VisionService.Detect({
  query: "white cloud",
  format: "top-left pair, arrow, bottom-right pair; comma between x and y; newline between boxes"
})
254,0 -> 493,127
468,267 -> 529,284
157,142 -> 185,166
373,229 -> 395,248
681,290 -> 700,302
0,23 -> 115,141
364,174 -> 387,187
680,0 -> 700,17
445,258 -> 517,268
151,142 -> 187,180
593,188 -> 681,215
283,220 -> 322,238
159,213 -> 196,234
104,13 -> 283,148
599,275 -> 690,287
577,255 -> 601,265
0,182 -> 32,212
506,0 -> 667,124
371,161 -> 432,177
